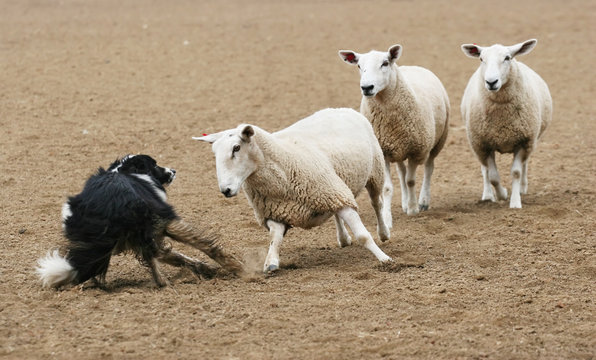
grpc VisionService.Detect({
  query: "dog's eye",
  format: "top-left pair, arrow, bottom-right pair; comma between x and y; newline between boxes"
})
381,60 -> 389,67
232,144 -> 240,153
504,55 -> 511,61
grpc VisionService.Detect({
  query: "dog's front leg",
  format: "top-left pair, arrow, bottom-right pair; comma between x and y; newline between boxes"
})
158,249 -> 218,279
165,220 -> 244,275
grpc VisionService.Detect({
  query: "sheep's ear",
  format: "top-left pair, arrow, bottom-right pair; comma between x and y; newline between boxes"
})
388,44 -> 402,62
192,132 -> 223,144
461,44 -> 483,58
509,39 -> 537,58
240,125 -> 254,143
338,50 -> 359,65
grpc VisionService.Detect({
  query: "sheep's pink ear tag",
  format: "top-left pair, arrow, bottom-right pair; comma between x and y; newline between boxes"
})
346,53 -> 355,62
202,133 -> 208,136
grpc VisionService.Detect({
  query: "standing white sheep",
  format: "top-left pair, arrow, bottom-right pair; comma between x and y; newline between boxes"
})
460,39 -> 552,208
194,108 -> 392,273
339,44 -> 450,216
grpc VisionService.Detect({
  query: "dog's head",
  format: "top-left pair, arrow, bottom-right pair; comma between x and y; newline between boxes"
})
108,154 -> 176,186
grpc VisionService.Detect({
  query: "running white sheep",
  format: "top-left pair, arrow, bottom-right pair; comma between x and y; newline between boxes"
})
339,44 -> 450,216
194,108 -> 393,273
460,39 -> 552,208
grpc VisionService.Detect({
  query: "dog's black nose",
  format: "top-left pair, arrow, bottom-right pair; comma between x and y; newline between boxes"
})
171,169 -> 176,175
485,79 -> 499,90
222,188 -> 232,197
361,84 -> 374,95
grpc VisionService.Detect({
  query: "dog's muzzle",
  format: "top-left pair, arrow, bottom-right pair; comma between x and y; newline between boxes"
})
167,169 -> 176,183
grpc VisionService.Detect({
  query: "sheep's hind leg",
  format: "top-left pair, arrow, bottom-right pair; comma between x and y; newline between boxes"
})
337,207 -> 392,263
510,149 -> 526,208
334,215 -> 352,248
481,164 -> 496,201
396,161 -> 409,213
418,157 -> 434,211
487,153 -> 508,201
520,158 -> 529,195
263,220 -> 286,273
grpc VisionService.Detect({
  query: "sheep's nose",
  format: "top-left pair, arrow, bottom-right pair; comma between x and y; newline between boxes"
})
485,79 -> 499,90
222,188 -> 233,197
361,84 -> 375,95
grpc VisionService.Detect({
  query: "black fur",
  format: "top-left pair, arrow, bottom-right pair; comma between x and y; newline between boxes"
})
62,155 -> 178,285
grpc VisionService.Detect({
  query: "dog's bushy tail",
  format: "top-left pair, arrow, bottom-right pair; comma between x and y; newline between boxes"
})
37,241 -> 114,288
36,250 -> 78,288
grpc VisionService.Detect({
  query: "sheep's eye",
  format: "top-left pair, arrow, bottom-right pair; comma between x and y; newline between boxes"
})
504,55 -> 511,61
357,64 -> 361,69
232,144 -> 241,153
479,57 -> 484,62
381,60 -> 389,67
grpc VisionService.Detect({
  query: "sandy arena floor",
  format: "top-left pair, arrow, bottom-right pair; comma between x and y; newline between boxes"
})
0,0 -> 594,359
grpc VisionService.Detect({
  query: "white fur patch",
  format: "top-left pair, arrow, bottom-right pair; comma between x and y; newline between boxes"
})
36,250 -> 77,288
133,174 -> 167,202
61,202 -> 72,229
111,154 -> 135,172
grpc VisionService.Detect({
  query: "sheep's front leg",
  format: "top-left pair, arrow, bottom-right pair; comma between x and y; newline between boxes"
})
395,161 -> 408,213
405,160 -> 419,216
263,220 -> 287,273
382,158 -> 394,228
334,215 -> 352,248
366,185 -> 390,242
487,153 -> 508,201
337,207 -> 392,263
419,157 -> 434,211
510,149 -> 527,208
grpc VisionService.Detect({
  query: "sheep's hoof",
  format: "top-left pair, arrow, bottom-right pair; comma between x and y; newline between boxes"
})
337,236 -> 352,248
264,264 -> 279,273
419,204 -> 429,211
406,208 -> 419,216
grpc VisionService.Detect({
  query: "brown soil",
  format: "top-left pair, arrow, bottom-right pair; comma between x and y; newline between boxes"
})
1,0 -> 594,359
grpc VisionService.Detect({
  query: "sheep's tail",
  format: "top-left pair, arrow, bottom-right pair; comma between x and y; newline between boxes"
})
165,220 -> 245,276
36,250 -> 78,288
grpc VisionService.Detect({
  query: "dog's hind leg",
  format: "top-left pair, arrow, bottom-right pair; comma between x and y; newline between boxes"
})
165,220 -> 244,275
157,249 -> 218,279
146,256 -> 168,287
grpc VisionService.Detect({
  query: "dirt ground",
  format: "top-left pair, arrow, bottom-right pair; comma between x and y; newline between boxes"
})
1,0 -> 594,359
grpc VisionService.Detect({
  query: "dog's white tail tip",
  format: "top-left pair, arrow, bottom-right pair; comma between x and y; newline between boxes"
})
36,250 -> 77,288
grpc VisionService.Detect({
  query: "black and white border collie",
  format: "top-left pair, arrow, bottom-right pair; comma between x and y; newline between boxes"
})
37,154 -> 243,288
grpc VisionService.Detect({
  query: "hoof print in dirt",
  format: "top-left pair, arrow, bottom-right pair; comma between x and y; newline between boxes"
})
377,261 -> 425,273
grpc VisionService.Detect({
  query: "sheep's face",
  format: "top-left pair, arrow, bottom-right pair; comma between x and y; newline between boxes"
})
193,125 -> 259,198
339,45 -> 402,97
462,39 -> 537,92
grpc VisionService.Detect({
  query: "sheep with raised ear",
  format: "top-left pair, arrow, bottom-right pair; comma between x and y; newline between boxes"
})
460,39 -> 552,208
339,44 -> 450,216
194,108 -> 392,273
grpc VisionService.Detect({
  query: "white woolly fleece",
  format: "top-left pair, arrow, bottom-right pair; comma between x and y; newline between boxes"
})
36,250 -> 77,288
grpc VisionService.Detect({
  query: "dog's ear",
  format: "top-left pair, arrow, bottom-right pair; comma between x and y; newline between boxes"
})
193,131 -> 224,144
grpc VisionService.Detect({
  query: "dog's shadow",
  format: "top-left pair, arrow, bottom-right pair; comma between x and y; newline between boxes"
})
79,267 -> 234,293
